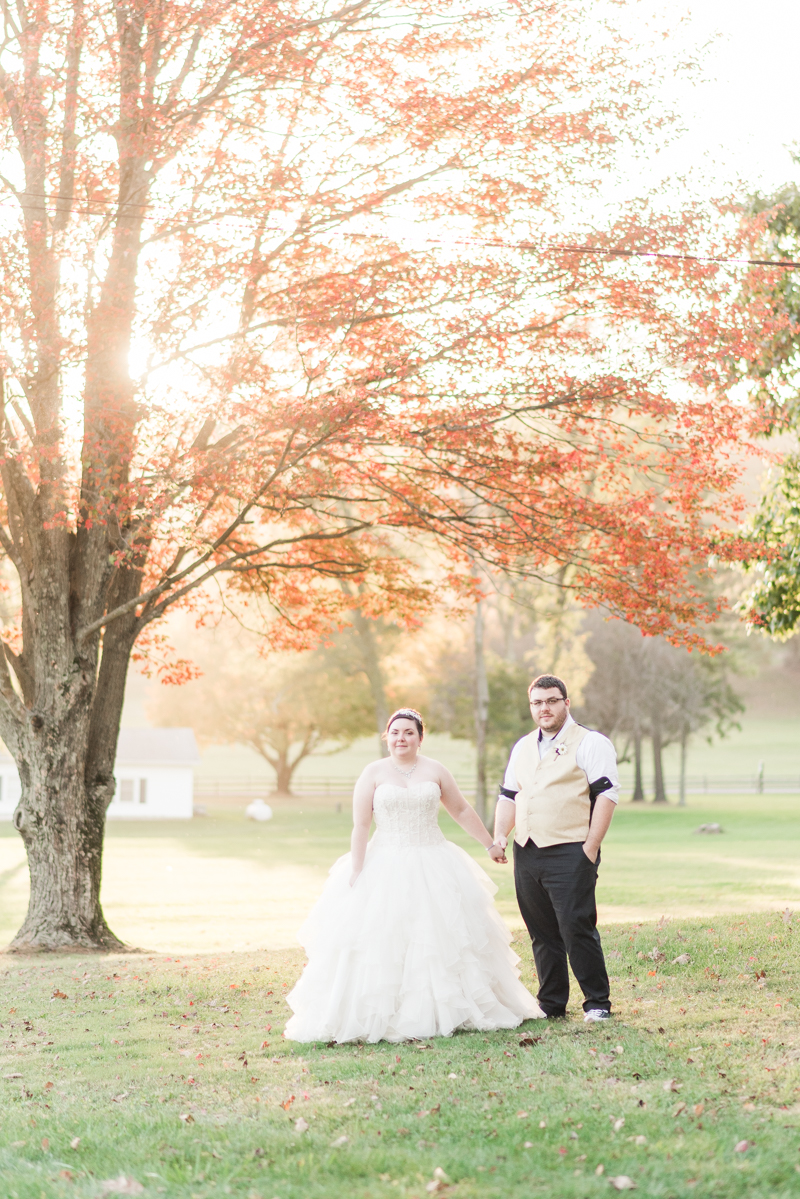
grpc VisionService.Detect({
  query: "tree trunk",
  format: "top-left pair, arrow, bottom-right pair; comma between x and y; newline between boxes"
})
350,607 -> 390,757
9,681 -> 128,953
473,599 -> 490,828
678,729 -> 688,807
272,755 -> 295,797
631,727 -> 645,801
652,717 -> 668,803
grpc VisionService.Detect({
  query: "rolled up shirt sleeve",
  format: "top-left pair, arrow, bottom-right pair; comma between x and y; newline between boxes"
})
576,731 -> 620,804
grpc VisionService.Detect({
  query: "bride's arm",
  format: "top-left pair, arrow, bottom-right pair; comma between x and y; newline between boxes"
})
438,768 -> 506,862
349,769 -> 375,886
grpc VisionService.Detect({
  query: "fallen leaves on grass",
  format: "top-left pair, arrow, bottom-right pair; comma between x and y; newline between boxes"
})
734,1140 -> 754,1153
426,1167 -> 450,1192
609,1176 -> 637,1191
70,1137 -> 81,1150
673,1102 -> 687,1117
178,1113 -> 194,1124
99,1177 -> 144,1196
41,1137 -> 49,1151
52,990 -> 68,1000
663,1079 -> 681,1092
330,1135 -> 349,1147
672,955 -> 691,965
519,1033 -> 542,1047
294,1117 -> 309,1133
280,1095 -> 295,1110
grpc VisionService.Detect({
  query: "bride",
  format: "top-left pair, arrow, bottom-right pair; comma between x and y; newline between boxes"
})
285,708 -> 542,1043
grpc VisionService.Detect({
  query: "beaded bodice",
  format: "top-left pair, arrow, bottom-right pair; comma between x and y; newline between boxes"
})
372,782 -> 445,848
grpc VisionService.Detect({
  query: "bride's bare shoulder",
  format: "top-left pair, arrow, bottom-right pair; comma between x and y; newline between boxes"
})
419,754 -> 453,780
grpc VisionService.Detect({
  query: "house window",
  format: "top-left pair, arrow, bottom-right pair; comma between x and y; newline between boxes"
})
139,778 -> 147,804
120,779 -> 134,802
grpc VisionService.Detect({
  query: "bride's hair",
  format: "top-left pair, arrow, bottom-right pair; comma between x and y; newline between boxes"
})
384,708 -> 424,740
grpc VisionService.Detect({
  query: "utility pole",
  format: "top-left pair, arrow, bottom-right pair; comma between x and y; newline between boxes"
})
474,598 -> 490,827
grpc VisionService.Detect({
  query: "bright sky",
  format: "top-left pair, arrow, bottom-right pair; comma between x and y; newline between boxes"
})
663,0 -> 799,193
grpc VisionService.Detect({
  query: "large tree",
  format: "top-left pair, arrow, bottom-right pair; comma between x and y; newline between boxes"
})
0,0 -> 752,949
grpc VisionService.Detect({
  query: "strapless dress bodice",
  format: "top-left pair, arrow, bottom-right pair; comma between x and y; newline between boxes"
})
372,781 -> 446,848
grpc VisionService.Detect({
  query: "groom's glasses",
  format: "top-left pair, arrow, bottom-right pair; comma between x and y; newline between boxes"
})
529,697 -> 566,709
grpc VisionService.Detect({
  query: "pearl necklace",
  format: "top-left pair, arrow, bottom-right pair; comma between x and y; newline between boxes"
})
391,758 -> 418,780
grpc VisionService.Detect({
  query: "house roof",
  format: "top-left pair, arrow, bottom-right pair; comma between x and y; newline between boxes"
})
116,727 -> 200,765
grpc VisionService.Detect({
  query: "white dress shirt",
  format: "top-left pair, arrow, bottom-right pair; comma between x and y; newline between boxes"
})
502,714 -> 620,804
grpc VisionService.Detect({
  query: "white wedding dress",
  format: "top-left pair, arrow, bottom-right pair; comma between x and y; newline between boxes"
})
284,781 -> 541,1043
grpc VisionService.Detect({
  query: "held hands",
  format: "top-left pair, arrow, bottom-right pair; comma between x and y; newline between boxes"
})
487,840 -> 508,864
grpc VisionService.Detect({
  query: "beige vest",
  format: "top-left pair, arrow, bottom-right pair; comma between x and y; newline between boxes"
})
514,722 -> 591,848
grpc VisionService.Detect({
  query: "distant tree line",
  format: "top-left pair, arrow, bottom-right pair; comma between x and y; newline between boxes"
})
575,615 -> 743,804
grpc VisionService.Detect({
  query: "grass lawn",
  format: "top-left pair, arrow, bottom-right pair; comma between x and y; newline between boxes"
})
3,793 -> 799,951
1,913 -> 799,1198
1,795 -> 799,1197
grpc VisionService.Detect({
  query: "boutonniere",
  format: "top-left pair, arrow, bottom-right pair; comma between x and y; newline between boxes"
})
554,744 -> 567,757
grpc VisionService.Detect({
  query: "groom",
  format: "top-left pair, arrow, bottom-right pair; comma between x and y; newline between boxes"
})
493,674 -> 619,1022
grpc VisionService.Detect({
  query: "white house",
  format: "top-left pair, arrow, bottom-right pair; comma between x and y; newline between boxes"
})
0,727 -> 199,821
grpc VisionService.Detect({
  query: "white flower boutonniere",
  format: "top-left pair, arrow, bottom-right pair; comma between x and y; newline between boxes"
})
554,744 -> 567,757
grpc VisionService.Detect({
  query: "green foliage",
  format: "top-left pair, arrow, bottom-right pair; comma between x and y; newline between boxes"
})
1,911 -> 799,1198
748,182 -> 800,409
746,453 -> 800,638
744,172 -> 800,634
427,651 -> 531,786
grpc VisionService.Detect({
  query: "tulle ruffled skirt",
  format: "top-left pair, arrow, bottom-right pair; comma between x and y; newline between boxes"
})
284,835 -> 542,1043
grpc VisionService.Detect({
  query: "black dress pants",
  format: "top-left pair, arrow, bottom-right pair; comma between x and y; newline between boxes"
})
513,839 -> 610,1016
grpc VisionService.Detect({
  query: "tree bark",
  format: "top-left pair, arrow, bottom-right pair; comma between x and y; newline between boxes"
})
678,729 -> 688,807
8,675 -> 127,953
631,726 -> 645,801
272,755 -> 295,797
350,607 -> 390,757
651,716 -> 668,803
473,599 -> 490,828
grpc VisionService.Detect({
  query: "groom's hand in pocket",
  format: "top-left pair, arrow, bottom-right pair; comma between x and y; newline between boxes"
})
581,842 -> 598,864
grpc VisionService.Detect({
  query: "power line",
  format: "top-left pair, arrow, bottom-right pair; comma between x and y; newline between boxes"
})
2,187 -> 798,269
